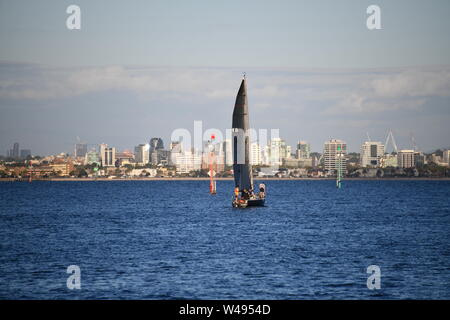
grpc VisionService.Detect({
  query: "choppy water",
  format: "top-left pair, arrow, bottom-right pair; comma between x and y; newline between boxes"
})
0,180 -> 449,299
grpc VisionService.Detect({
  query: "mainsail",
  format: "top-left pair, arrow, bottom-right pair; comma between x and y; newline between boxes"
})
232,77 -> 253,192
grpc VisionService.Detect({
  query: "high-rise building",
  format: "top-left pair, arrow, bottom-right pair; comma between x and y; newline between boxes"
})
75,143 -> 88,158
134,144 -> 150,165
223,139 -> 233,166
443,150 -> 450,166
397,150 -> 415,168
323,139 -> 347,174
296,141 -> 311,159
169,141 -> 182,166
360,141 -> 385,167
10,143 -> 19,159
269,138 -> 288,166
149,138 -> 164,151
99,144 -> 116,167
174,151 -> 202,174
149,138 -> 165,165
261,145 -> 270,166
414,151 -> 425,167
250,142 -> 261,166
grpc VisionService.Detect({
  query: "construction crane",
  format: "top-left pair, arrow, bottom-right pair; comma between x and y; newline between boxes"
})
384,130 -> 398,154
410,133 -> 418,151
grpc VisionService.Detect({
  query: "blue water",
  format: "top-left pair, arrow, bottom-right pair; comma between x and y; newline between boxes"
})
0,180 -> 449,299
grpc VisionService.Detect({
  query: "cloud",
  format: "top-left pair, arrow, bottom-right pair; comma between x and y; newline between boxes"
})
1,62 -> 449,119
370,69 -> 450,98
322,67 -> 450,115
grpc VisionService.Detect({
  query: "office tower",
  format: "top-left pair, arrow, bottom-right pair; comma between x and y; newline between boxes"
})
75,143 -> 88,158
360,141 -> 385,167
99,144 -> 116,167
324,139 -> 347,173
149,138 -> 164,151
397,150 -> 415,168
149,138 -> 165,165
11,143 -> 19,159
134,144 -> 150,165
296,141 -> 311,159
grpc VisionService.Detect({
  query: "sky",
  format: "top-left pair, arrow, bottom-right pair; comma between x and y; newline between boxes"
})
1,0 -> 450,155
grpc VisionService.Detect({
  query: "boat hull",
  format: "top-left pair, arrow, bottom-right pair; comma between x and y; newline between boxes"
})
232,198 -> 265,208
246,198 -> 265,207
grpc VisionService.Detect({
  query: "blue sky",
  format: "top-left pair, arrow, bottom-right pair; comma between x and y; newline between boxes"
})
1,0 -> 450,155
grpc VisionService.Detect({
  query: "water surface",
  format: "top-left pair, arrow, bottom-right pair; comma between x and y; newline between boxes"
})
0,180 -> 449,299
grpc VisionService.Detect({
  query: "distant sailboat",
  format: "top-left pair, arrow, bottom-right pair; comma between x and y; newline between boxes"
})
231,75 -> 266,208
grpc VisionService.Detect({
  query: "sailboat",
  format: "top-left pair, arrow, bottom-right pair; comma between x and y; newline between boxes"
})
231,75 -> 266,208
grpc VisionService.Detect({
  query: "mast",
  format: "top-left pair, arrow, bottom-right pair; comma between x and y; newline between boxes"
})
209,135 -> 216,194
336,145 -> 342,188
232,75 -> 253,192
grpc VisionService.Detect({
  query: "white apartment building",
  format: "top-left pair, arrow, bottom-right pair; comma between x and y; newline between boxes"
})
174,151 -> 202,174
269,138 -> 289,166
134,143 -> 150,165
99,143 -> 116,167
250,142 -> 261,166
397,150 -> 415,168
443,150 -> 450,166
323,139 -> 347,173
360,141 -> 385,167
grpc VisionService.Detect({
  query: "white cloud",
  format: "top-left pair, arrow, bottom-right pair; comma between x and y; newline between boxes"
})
371,69 -> 450,98
1,63 -> 449,119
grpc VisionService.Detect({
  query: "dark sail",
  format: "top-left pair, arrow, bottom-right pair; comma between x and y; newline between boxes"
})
232,78 -> 253,191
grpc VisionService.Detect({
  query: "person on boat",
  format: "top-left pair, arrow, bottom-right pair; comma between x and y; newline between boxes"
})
242,189 -> 250,200
234,187 -> 239,199
259,184 -> 265,198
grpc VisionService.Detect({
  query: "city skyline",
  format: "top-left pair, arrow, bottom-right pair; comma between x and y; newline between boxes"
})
1,1 -> 450,156
3,124 -> 449,159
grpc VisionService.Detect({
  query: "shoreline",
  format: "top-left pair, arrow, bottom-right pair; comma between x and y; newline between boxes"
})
1,177 -> 450,182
